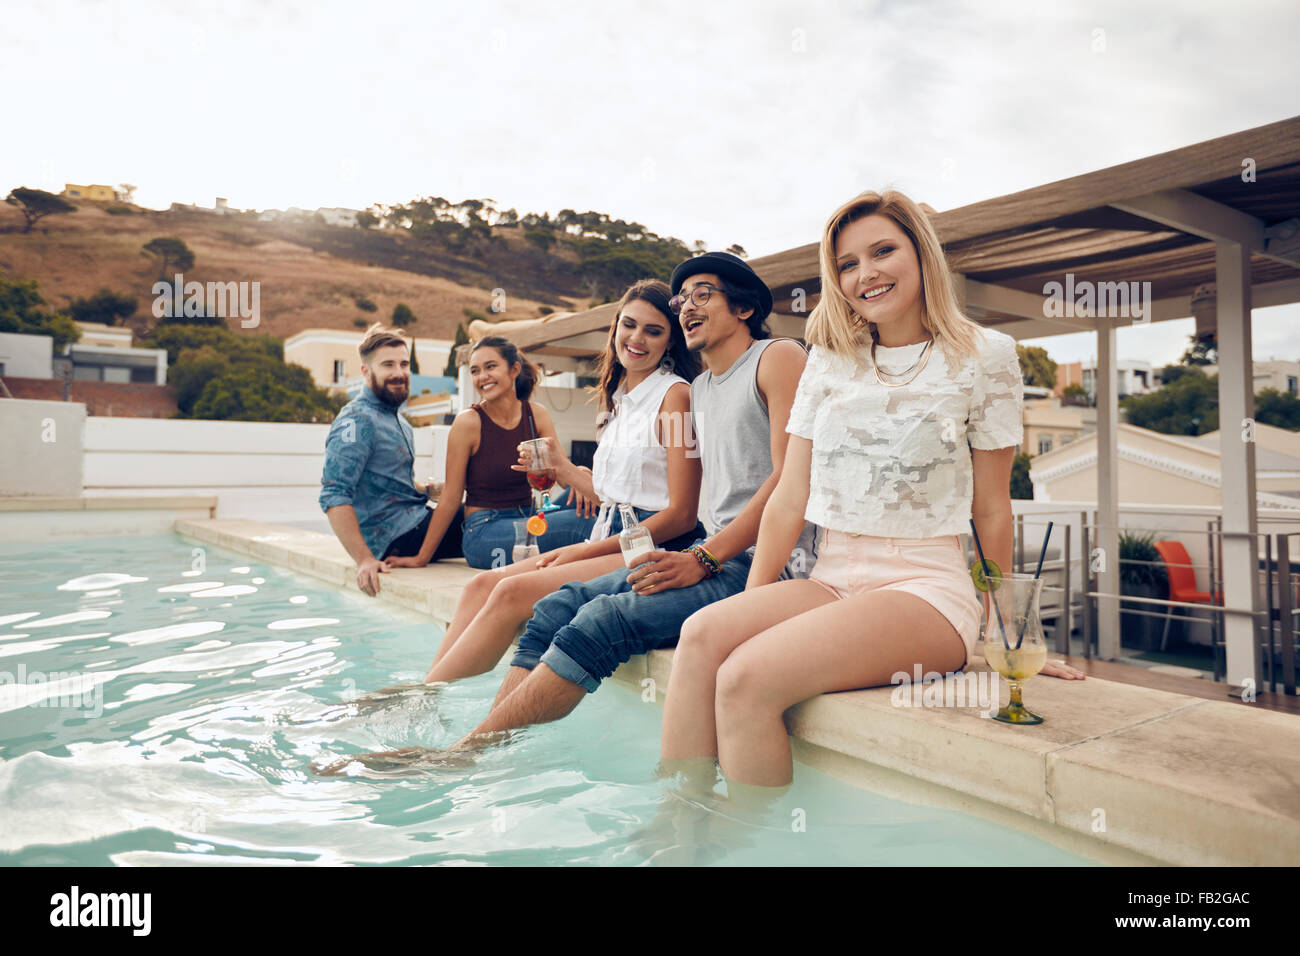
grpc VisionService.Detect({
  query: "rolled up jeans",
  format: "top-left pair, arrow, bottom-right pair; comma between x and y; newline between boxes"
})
511,541 -> 753,692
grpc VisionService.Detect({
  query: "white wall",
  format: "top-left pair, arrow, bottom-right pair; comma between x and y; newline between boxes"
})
0,332 -> 53,379
83,417 -> 449,526
0,399 -> 85,495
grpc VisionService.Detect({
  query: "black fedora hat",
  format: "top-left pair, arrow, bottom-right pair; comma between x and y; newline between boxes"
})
670,251 -> 773,323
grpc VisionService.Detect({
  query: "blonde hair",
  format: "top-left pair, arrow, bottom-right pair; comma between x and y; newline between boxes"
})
804,190 -> 984,368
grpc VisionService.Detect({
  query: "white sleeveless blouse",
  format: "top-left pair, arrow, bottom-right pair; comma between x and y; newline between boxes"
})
588,367 -> 687,541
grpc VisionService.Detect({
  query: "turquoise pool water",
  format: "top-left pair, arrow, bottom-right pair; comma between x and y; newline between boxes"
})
0,534 -> 1092,866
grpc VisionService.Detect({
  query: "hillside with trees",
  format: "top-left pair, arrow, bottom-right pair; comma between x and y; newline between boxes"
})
0,191 -> 738,343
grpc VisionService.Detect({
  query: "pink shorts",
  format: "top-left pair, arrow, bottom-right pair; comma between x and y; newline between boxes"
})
808,530 -> 982,667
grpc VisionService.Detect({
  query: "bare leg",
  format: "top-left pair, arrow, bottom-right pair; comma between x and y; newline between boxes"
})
452,663 -> 586,748
489,665 -> 532,711
715,590 -> 966,787
661,580 -> 835,763
424,553 -> 623,682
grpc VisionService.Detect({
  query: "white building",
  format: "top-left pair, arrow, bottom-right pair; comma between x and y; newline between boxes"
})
1080,358 -> 1157,400
0,332 -> 54,379
317,207 -> 361,228
1197,358 -> 1300,396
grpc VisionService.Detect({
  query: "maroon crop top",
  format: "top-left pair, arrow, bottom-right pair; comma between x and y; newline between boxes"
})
463,402 -> 536,509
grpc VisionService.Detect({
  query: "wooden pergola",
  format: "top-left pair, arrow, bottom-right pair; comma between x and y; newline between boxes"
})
501,115 -> 1300,686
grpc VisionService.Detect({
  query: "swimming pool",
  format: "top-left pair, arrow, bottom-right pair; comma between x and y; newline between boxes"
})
0,533 -> 1093,866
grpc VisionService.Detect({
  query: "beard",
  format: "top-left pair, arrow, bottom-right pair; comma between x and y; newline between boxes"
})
372,379 -> 409,407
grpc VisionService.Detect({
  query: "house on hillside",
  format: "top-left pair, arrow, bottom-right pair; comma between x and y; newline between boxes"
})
62,184 -> 118,202
317,207 -> 360,228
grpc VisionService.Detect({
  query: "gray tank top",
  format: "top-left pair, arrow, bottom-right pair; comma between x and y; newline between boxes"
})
690,338 -> 818,578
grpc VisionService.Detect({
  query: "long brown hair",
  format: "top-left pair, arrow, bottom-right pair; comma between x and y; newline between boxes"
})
591,279 -> 699,414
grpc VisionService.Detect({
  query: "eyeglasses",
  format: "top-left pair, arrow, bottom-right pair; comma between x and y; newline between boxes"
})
669,284 -> 722,313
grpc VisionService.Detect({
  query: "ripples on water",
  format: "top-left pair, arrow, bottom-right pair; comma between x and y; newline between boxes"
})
0,534 -> 1089,866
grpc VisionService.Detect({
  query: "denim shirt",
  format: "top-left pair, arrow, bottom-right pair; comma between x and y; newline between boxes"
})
319,386 -> 428,559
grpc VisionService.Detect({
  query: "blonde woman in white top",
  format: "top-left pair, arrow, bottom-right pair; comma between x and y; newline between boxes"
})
415,279 -> 705,685
661,191 -> 1084,789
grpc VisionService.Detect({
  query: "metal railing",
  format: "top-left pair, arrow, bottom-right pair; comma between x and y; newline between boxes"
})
995,510 -> 1300,696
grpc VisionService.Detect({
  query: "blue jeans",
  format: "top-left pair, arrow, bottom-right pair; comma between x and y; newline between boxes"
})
460,492 -> 594,569
511,540 -> 753,692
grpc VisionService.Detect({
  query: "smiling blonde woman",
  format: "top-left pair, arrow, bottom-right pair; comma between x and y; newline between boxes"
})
660,190 -> 1085,792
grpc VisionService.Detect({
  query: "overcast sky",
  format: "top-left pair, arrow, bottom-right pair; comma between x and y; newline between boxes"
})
3,0 -> 1298,368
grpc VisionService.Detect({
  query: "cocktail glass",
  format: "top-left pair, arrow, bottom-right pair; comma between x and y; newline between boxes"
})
981,573 -> 1048,725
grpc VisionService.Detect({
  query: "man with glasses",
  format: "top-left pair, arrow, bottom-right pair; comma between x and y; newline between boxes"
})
323,253 -> 815,770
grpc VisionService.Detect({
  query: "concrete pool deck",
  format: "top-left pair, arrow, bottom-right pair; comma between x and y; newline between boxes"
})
173,516 -> 1300,867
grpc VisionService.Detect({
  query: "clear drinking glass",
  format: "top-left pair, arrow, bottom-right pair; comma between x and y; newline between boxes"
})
981,573 -> 1048,725
512,520 -> 540,564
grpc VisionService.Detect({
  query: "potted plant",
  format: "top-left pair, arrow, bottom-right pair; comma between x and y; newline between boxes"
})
1119,531 -> 1169,651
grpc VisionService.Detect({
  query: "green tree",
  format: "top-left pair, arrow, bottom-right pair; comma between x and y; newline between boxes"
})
392,303 -> 415,327
1255,388 -> 1300,431
68,289 -> 138,326
170,345 -> 231,415
444,323 -> 469,377
143,324 -> 340,422
191,357 -> 342,422
1181,333 -> 1217,366
1010,453 -> 1034,499
0,273 -> 81,350
1016,344 -> 1057,388
141,323 -> 281,365
1062,383 -> 1090,407
142,237 -> 196,280
356,210 -> 379,229
1158,364 -> 1195,385
410,337 -> 420,375
354,296 -> 377,312
1121,371 -> 1219,435
524,228 -> 554,252
724,243 -> 748,259
5,187 -> 77,233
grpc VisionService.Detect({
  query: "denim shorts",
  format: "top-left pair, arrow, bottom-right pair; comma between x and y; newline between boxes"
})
511,540 -> 753,692
460,493 -> 594,570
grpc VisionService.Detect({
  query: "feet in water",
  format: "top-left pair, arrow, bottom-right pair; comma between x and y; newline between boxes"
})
617,770 -> 792,865
347,681 -> 445,716
310,745 -> 477,778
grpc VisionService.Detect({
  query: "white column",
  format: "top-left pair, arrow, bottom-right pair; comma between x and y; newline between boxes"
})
1095,321 -> 1120,659
1215,241 -> 1260,689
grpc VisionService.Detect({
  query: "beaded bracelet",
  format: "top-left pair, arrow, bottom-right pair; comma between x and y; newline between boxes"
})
689,545 -> 721,578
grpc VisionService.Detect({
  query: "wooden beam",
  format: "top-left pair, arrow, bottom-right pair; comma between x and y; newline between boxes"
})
934,115 -> 1300,245
512,302 -> 618,351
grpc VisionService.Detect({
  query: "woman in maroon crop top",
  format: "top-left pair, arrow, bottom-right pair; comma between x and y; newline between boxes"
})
386,335 -> 595,570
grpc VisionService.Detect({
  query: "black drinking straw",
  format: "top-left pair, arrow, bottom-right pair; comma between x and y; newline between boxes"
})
1015,520 -> 1053,650
969,519 -> 1011,650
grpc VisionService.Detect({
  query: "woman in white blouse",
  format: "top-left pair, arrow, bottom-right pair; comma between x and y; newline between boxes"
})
660,191 -> 1084,789
412,279 -> 706,686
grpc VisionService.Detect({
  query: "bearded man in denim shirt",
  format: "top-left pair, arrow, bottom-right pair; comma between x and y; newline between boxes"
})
320,325 -> 462,596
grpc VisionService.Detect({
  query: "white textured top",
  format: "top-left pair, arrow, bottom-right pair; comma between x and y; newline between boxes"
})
589,367 -> 687,541
785,327 -> 1023,537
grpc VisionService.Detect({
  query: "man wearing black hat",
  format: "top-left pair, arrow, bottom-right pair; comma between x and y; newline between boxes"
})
326,254 -> 815,767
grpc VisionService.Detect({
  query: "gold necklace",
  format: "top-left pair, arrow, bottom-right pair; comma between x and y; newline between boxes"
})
870,336 -> 933,388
